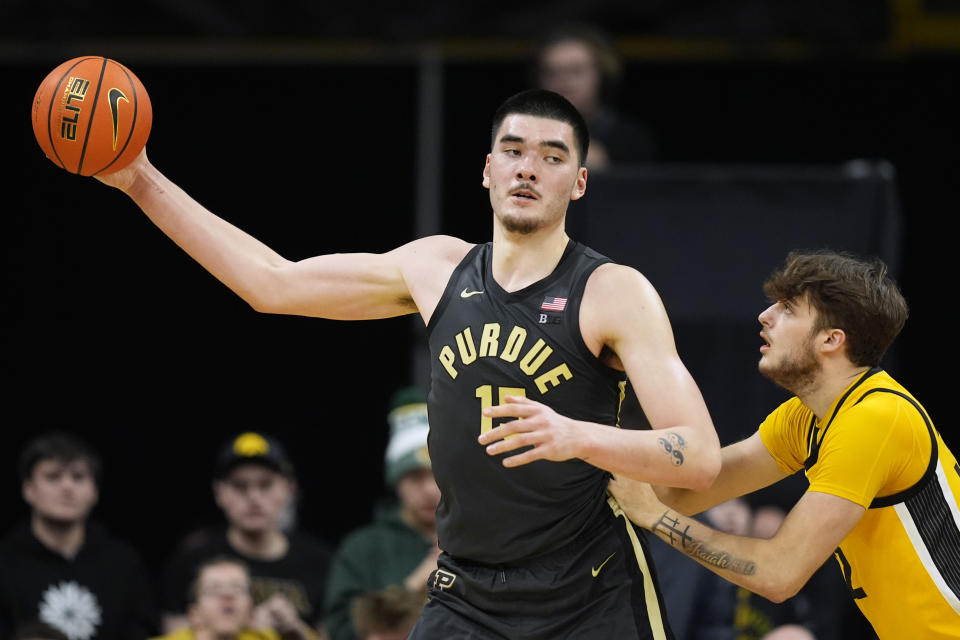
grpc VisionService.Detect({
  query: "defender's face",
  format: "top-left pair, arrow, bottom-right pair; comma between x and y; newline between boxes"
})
189,562 -> 253,636
214,464 -> 294,534
758,297 -> 822,391
23,459 -> 98,524
483,114 -> 587,236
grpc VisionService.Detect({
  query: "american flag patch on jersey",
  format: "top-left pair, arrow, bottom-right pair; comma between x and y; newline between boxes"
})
540,296 -> 568,312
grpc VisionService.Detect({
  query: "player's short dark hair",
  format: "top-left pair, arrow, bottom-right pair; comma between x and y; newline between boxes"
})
763,250 -> 909,367
18,432 -> 102,487
186,555 -> 252,604
491,89 -> 590,167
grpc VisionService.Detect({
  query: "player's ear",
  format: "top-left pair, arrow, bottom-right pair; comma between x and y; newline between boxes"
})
570,167 -> 588,201
820,328 -> 846,354
482,154 -> 492,189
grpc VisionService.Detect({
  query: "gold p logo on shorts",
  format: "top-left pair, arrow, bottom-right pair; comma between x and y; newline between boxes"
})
433,569 -> 457,590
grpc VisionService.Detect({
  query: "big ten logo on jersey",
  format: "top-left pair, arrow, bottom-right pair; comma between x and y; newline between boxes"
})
59,76 -> 90,141
437,322 -> 572,394
539,313 -> 561,325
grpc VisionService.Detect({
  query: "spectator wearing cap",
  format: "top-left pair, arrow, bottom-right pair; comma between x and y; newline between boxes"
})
0,432 -> 160,640
321,388 -> 440,640
159,432 -> 332,640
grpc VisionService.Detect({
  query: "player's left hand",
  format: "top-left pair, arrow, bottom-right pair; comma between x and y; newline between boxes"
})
478,395 -> 586,466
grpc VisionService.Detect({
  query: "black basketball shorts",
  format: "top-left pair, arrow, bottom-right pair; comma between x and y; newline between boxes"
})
408,495 -> 674,640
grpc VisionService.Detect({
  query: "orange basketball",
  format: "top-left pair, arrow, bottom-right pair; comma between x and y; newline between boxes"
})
31,56 -> 152,176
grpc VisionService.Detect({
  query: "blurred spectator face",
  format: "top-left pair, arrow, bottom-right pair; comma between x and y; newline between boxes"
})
705,498 -> 752,536
396,468 -> 441,530
538,39 -> 602,119
751,505 -> 787,539
189,562 -> 253,637
22,459 -> 98,524
214,463 -> 294,534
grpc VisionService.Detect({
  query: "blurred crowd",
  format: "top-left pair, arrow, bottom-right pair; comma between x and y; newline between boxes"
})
0,381 -> 875,640
0,387 -> 436,640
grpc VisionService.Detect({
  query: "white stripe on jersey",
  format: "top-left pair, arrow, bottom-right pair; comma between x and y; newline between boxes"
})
894,460 -> 960,615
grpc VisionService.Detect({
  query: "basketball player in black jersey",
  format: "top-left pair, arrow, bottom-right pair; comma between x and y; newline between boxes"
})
94,89 -> 721,639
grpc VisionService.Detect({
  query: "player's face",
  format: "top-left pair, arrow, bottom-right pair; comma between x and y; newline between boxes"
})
396,467 -> 441,529
23,459 -> 98,524
483,114 -> 587,236
757,296 -> 822,392
189,562 -> 253,636
214,464 -> 294,534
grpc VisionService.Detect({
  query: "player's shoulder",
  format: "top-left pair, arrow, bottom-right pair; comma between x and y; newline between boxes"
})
764,396 -> 812,429
842,383 -> 923,439
398,235 -> 475,263
583,261 -> 662,310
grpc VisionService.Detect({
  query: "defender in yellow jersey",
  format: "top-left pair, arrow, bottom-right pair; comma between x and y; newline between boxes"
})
610,250 -> 960,639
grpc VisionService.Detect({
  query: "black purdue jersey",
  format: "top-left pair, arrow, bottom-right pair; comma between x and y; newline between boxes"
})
427,240 -> 627,564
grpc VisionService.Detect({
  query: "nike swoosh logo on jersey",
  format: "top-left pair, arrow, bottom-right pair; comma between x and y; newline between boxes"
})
591,552 -> 617,578
460,288 -> 484,298
107,88 -> 129,151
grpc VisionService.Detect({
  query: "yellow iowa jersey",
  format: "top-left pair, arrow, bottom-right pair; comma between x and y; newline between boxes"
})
759,368 -> 960,639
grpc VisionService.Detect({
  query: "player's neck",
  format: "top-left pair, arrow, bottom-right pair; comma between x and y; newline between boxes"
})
227,525 -> 288,560
799,362 -> 873,421
491,224 -> 570,293
31,513 -> 85,559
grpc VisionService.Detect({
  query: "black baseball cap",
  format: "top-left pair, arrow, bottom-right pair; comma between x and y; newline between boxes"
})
214,431 -> 295,479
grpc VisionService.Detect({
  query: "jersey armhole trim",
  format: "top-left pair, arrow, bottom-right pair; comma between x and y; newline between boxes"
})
425,242 -> 485,335
863,389 -> 939,509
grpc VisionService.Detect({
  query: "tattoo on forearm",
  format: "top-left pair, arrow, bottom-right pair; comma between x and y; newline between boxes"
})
652,511 -> 757,575
657,432 -> 686,466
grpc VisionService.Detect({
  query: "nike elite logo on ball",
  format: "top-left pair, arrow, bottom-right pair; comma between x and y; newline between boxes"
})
107,88 -> 128,150
461,288 -> 484,298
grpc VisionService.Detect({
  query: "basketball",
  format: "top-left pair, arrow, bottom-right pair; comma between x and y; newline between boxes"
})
31,56 -> 152,176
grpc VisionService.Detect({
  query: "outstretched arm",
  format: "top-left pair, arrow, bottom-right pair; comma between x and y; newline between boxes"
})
609,477 -> 865,602
96,149 -> 470,322
479,264 -> 721,490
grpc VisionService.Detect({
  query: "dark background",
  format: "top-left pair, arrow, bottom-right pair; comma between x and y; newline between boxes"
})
1,0 -> 957,614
